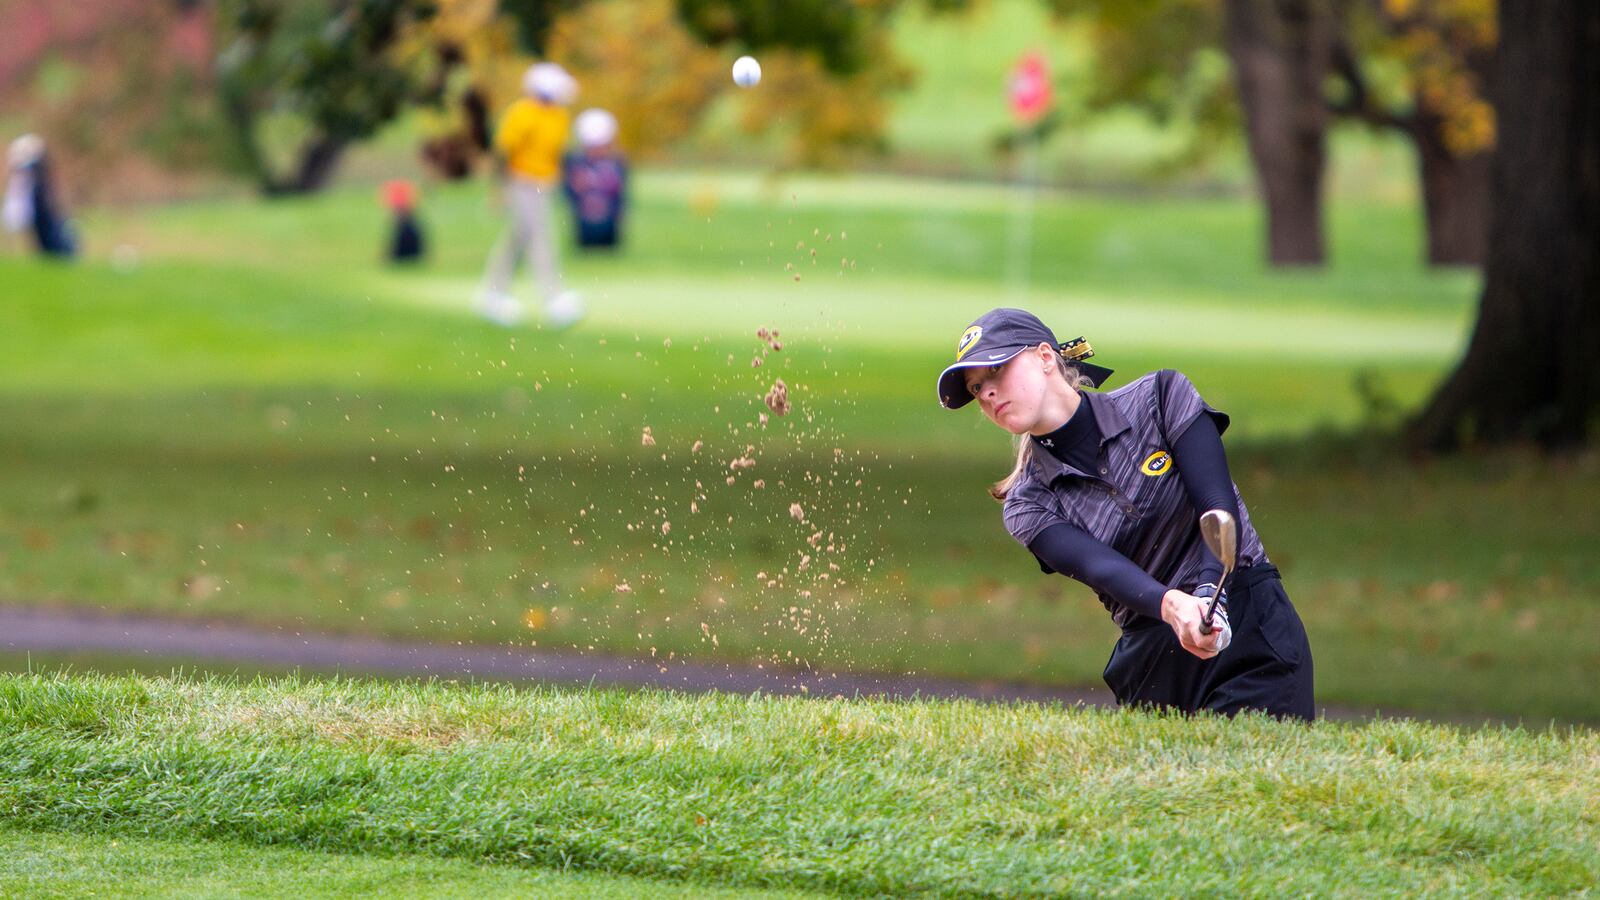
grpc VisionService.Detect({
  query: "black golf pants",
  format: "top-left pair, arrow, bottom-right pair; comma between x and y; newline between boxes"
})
1102,564 -> 1315,721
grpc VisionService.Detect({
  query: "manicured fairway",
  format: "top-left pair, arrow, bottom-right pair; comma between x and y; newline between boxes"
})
2,673 -> 1595,895
3,171 -> 1595,721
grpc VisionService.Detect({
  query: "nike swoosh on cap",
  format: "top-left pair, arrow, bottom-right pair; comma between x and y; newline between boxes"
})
985,351 -> 1010,359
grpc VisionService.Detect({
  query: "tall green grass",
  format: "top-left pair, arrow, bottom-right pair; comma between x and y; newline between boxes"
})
2,673 -> 1595,895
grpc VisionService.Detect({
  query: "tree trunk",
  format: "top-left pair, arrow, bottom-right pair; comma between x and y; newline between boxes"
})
221,90 -> 283,196
1224,0 -> 1333,266
1412,104 -> 1491,267
286,134 -> 348,194
1407,0 -> 1600,452
220,95 -> 341,196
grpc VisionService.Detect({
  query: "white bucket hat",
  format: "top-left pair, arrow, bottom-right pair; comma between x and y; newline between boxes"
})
523,63 -> 577,105
574,109 -> 618,148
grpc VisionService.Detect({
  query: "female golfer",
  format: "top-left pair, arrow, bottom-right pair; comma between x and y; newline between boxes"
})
937,308 -> 1314,720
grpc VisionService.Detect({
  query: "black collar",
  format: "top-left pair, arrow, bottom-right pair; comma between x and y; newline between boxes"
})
1032,393 -> 1098,460
1027,390 -> 1130,482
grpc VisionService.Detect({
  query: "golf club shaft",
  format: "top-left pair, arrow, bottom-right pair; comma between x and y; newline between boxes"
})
1198,566 -> 1230,635
1195,508 -> 1237,638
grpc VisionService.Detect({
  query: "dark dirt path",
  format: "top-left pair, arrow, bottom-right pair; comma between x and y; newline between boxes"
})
0,604 -> 1549,726
1,604 -> 1112,706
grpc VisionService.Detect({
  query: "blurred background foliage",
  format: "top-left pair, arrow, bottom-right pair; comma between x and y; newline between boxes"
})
0,0 -> 934,194
0,1 -> 1484,199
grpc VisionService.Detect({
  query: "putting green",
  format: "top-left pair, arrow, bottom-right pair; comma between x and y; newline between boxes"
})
376,270 -> 1471,363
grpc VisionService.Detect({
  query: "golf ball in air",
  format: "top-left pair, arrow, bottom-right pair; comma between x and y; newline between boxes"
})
732,56 -> 761,88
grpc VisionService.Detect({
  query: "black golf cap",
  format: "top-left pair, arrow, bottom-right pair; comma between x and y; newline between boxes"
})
936,308 -> 1115,409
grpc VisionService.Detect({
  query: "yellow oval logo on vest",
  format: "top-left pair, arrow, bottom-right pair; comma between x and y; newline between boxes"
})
1140,450 -> 1173,476
955,325 -> 983,361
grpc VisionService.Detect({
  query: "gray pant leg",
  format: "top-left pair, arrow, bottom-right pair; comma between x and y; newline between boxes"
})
520,181 -> 564,304
484,181 -> 532,297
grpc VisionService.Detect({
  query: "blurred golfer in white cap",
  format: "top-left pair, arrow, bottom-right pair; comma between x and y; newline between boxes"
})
5,133 -> 77,258
480,62 -> 582,328
562,108 -> 628,250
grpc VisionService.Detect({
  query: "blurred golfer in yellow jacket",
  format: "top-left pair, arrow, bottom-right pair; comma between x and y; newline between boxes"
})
481,62 -> 583,328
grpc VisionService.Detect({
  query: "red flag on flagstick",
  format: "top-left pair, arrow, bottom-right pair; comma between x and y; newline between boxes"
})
1008,52 -> 1052,125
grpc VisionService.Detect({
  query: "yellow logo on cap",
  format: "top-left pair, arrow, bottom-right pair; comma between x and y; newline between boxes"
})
955,326 -> 983,361
1140,450 -> 1173,476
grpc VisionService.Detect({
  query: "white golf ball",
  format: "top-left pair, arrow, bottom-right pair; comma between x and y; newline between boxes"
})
732,55 -> 761,88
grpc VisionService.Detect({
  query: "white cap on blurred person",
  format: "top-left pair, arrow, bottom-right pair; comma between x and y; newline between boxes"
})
8,133 -> 45,169
524,63 -> 577,105
575,109 -> 618,149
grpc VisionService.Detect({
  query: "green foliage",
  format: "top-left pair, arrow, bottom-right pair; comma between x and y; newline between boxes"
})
668,0 -> 934,167
1,672 -> 1596,894
728,40 -> 913,167
1334,0 -> 1497,154
1050,0 -> 1223,117
1047,0 -> 1497,166
546,0 -> 726,158
1044,0 -> 1239,168
217,0 -> 442,191
291,0 -> 433,139
674,0 -> 896,75
210,0 -> 930,188
498,0 -> 591,53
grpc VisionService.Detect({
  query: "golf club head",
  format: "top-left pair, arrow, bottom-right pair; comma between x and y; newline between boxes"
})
1199,508 -> 1237,573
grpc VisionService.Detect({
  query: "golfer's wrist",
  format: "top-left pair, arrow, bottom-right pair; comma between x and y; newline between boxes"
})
1160,588 -> 1186,625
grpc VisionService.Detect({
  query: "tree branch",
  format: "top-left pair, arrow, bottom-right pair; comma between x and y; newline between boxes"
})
1326,26 -> 1413,131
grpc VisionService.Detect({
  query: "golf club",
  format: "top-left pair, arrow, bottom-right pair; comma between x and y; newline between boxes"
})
1197,508 -> 1236,636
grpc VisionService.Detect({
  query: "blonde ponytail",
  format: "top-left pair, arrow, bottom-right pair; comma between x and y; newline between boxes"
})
990,435 -> 1034,500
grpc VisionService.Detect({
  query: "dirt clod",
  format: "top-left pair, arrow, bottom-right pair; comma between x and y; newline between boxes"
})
764,379 -> 791,416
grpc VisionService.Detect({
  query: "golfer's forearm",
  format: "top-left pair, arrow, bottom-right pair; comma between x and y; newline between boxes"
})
1026,524 -> 1167,620
1173,413 -> 1238,585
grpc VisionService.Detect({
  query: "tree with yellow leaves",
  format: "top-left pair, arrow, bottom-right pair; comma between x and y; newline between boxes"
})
1331,0 -> 1495,264
213,0 -> 935,192
1053,0 -> 1496,267
543,0 -> 725,159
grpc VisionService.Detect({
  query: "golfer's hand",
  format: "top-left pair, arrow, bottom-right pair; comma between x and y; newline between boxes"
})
1161,589 -> 1226,659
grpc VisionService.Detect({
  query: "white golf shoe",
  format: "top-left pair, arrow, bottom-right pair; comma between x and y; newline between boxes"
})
480,291 -> 525,327
545,290 -> 585,330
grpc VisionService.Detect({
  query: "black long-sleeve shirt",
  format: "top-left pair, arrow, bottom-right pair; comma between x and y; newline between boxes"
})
1024,397 -> 1239,621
